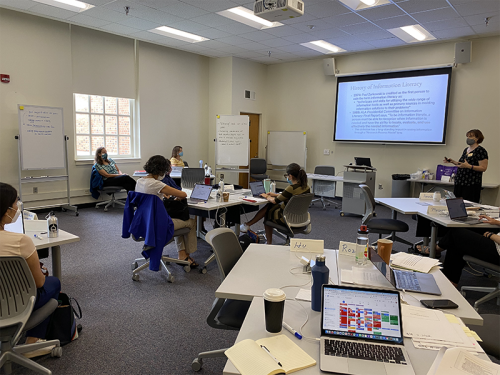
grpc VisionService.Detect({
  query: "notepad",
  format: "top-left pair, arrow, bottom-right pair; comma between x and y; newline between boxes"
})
225,335 -> 316,375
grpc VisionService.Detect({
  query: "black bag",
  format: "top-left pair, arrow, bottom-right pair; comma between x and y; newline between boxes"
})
45,293 -> 82,346
163,197 -> 190,221
238,234 -> 252,251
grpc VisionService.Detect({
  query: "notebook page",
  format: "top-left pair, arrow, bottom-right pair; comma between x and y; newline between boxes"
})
225,339 -> 281,375
256,335 -> 316,374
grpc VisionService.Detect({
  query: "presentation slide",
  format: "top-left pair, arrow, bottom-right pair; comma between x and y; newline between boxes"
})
334,68 -> 452,144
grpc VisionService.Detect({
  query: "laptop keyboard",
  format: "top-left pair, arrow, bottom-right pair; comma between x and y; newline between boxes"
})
324,339 -> 407,365
394,271 -> 421,291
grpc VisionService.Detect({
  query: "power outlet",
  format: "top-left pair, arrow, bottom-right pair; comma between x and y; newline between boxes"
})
378,184 -> 383,190
323,149 -> 330,155
33,187 -> 38,194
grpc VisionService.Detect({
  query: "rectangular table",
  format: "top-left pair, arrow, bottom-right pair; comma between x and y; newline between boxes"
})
407,179 -> 499,196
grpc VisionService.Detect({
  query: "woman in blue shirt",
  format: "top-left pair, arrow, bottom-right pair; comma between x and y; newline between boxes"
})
94,147 -> 136,192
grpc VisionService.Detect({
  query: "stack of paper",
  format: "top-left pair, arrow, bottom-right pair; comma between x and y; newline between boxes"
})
427,347 -> 499,375
391,253 -> 441,273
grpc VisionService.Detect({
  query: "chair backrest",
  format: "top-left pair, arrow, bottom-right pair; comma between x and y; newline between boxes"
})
205,228 -> 244,282
283,193 -> 314,227
359,184 -> 376,224
250,158 -> 267,175
181,168 -> 205,189
312,165 -> 336,194
314,165 -> 335,175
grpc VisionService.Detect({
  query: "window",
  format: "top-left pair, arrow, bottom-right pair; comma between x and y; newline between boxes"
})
74,94 -> 136,159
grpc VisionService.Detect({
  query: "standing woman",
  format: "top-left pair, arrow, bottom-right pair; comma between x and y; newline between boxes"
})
94,146 -> 136,192
444,129 -> 488,203
170,146 -> 185,167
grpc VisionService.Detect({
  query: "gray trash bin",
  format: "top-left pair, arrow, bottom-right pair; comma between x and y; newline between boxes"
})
391,174 -> 410,198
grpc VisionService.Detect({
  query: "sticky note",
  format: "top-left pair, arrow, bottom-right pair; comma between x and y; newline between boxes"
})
290,239 -> 324,253
444,314 -> 459,324
339,241 -> 356,257
19,106 -> 24,110
470,330 -> 482,342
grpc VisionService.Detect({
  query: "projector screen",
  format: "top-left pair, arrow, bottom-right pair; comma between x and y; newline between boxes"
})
334,67 -> 452,144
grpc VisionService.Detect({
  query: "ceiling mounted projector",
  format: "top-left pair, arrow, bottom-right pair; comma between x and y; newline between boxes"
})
254,0 -> 304,22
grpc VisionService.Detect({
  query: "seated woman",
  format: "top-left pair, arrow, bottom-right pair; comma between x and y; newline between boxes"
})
170,145 -> 185,167
94,147 -> 136,192
437,213 -> 499,287
0,183 -> 61,353
135,155 -> 199,267
240,163 -> 310,245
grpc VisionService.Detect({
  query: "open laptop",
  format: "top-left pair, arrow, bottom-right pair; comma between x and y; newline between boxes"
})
354,157 -> 372,167
369,248 -> 441,296
188,184 -> 213,203
4,201 -> 25,234
249,181 -> 266,197
320,284 -> 415,375
446,198 -> 481,224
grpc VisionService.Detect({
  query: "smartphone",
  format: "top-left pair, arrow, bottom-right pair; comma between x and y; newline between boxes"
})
421,299 -> 458,309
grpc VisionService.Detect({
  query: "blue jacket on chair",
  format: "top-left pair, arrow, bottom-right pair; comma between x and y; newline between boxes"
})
90,166 -> 104,199
122,192 -> 174,271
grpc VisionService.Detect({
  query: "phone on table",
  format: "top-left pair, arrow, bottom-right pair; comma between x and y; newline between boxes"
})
421,299 -> 458,309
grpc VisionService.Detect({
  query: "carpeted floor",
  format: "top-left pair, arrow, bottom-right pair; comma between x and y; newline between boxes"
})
6,200 -> 499,374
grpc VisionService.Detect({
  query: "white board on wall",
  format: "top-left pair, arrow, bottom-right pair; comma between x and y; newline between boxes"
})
216,115 -> 249,166
267,131 -> 307,167
18,105 -> 65,170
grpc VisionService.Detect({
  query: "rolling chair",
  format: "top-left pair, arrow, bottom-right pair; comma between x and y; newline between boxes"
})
461,255 -> 500,311
95,186 -> 126,212
181,168 -> 205,189
249,158 -> 269,181
359,184 -> 411,248
263,193 -> 314,245
0,256 -> 62,375
310,165 -> 340,210
192,228 -> 251,371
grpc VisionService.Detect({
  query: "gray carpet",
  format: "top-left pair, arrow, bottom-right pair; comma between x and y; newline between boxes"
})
5,200 -> 499,374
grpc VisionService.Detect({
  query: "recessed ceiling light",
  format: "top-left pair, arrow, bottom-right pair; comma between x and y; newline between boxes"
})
150,26 -> 209,43
301,40 -> 346,54
338,0 -> 388,11
218,7 -> 283,30
401,26 -> 426,41
360,0 -> 378,5
387,24 -> 436,43
33,0 -> 94,12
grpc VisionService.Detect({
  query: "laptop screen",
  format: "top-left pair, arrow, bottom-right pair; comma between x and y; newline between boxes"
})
354,157 -> 371,167
369,248 -> 396,288
190,184 -> 213,200
249,181 -> 266,196
321,285 -> 403,344
446,198 -> 467,219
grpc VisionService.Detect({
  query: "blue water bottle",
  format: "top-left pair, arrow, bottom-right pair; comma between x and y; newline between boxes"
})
311,254 -> 329,312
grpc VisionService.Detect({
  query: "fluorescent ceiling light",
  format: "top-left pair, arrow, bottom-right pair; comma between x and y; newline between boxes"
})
150,26 -> 209,43
33,0 -> 94,12
387,24 -> 436,43
301,40 -> 346,54
401,26 -> 426,41
360,0 -> 378,5
217,7 -> 283,30
338,0 -> 389,11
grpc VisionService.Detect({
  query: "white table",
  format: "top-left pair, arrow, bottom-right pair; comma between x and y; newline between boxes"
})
408,178 -> 499,196
132,170 -> 215,179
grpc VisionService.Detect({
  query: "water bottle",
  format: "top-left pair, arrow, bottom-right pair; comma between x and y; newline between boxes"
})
311,254 -> 329,312
46,211 -> 59,238
270,181 -> 276,193
204,163 -> 208,176
355,225 -> 369,266
207,166 -> 212,176
219,173 -> 225,193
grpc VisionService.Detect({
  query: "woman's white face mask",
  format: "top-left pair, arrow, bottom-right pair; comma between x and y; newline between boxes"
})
7,204 -> 21,223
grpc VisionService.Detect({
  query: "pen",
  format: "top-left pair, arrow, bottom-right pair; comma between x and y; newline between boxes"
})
260,345 -> 282,367
283,321 -> 302,340
33,234 -> 43,240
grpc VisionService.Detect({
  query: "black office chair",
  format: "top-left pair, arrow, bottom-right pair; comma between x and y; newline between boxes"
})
181,168 -> 204,189
310,165 -> 340,210
192,228 -> 251,371
249,158 -> 269,181
95,186 -> 126,212
461,256 -> 500,311
359,184 -> 410,248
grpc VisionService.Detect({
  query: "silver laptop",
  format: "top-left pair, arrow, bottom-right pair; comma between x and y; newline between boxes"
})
369,248 -> 441,296
187,184 -> 213,203
249,181 -> 266,197
446,198 -> 481,224
320,284 -> 415,375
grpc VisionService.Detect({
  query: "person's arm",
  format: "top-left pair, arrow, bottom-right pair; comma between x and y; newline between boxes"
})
97,169 -> 120,178
479,215 -> 500,225
160,184 -> 187,199
444,157 -> 458,165
25,250 -> 45,288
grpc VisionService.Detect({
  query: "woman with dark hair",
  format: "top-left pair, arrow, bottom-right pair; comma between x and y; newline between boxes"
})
135,155 -> 199,267
0,183 -> 61,354
170,145 -> 185,167
240,163 -> 310,244
94,146 -> 136,192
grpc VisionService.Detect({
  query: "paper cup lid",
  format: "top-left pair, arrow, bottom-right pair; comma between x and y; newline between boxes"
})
263,288 -> 286,302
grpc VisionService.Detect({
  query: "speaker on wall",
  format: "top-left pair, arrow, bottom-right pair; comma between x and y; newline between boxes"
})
454,41 -> 471,64
323,58 -> 336,76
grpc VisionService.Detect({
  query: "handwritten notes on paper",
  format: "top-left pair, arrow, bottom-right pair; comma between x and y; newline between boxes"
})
339,241 -> 356,257
290,239 -> 324,253
216,115 -> 249,166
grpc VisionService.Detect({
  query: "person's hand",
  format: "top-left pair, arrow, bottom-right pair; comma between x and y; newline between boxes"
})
479,215 -> 500,225
457,161 -> 470,169
443,157 -> 452,164
260,193 -> 268,198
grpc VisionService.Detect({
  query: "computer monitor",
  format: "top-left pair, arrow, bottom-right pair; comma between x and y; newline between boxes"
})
354,157 -> 372,167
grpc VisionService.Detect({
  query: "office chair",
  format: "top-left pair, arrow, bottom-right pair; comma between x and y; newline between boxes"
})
310,165 -> 340,210
359,184 -> 411,248
192,228 -> 251,371
95,186 -> 126,212
181,168 -> 205,189
249,158 -> 269,181
263,193 -> 314,245
470,314 -> 500,361
461,255 -> 500,311
0,256 -> 62,375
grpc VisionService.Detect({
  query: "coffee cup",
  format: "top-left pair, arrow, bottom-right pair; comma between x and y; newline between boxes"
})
204,177 -> 211,185
433,191 -> 441,202
222,192 -> 229,202
263,288 -> 286,333
377,239 -> 393,264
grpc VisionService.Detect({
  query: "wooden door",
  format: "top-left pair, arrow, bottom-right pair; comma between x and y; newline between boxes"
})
239,113 -> 260,188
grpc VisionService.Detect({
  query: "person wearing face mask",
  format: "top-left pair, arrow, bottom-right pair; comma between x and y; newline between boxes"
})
0,183 -> 61,354
135,155 -> 199,267
239,163 -> 310,245
94,146 -> 136,192
170,145 -> 185,167
443,129 -> 488,203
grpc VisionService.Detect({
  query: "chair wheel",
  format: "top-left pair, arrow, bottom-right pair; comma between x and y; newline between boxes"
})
51,346 -> 62,358
95,205 -> 99,209
76,212 -> 79,216
61,208 -> 66,212
131,262 -> 138,270
184,265 -> 191,273
200,267 -> 207,274
474,306 -> 479,312
167,275 -> 175,283
340,212 -> 345,217
192,358 -> 203,371
104,208 -> 108,212
132,274 -> 140,281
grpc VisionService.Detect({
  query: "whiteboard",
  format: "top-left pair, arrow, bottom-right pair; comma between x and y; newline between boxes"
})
267,131 -> 307,167
216,115 -> 249,166
18,105 -> 65,170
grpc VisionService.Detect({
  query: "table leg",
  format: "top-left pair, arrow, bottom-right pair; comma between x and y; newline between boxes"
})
196,215 -> 203,238
429,223 -> 438,258
51,246 -> 62,281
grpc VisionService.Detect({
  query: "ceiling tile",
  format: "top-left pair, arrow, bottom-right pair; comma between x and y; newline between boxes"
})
290,18 -> 340,32
29,4 -> 78,19
217,35 -> 253,45
306,1 -> 353,18
190,13 -> 233,27
340,22 -> 383,35
126,0 -> 179,8
117,16 -> 161,30
152,37 -> 190,47
159,2 -> 209,18
322,12 -> 367,28
355,29 -> 394,41
369,37 -> 406,48
357,4 -> 406,21
471,23 -> 500,34
373,15 -> 417,29
260,25 -> 303,38
432,26 -> 476,39
80,7 -> 129,23
239,41 -> 270,51
196,27 -> 232,39
68,13 -> 111,27
276,44 -> 317,53
181,0 -> 238,12
342,41 -> 376,51
464,12 -> 500,26
411,7 -> 460,23
130,30 -> 166,41
167,19 -> 209,33
239,30 -> 275,42
258,37 -> 294,47
84,0 -> 118,5
213,21 -> 256,34
280,13 -> 319,25
198,40 -> 233,50
396,0 -> 451,14
453,0 -> 500,17
250,56 -> 281,63
306,28 -> 348,39
0,0 -> 37,10
233,50 -> 267,58
422,17 -> 469,32
282,33 -> 317,43
99,22 -> 140,35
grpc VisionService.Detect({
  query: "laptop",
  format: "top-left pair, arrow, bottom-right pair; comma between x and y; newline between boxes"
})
354,157 -> 372,167
445,198 -> 481,224
5,201 -> 25,234
249,181 -> 266,197
320,284 -> 415,375
369,248 -> 441,296
188,184 -> 213,203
